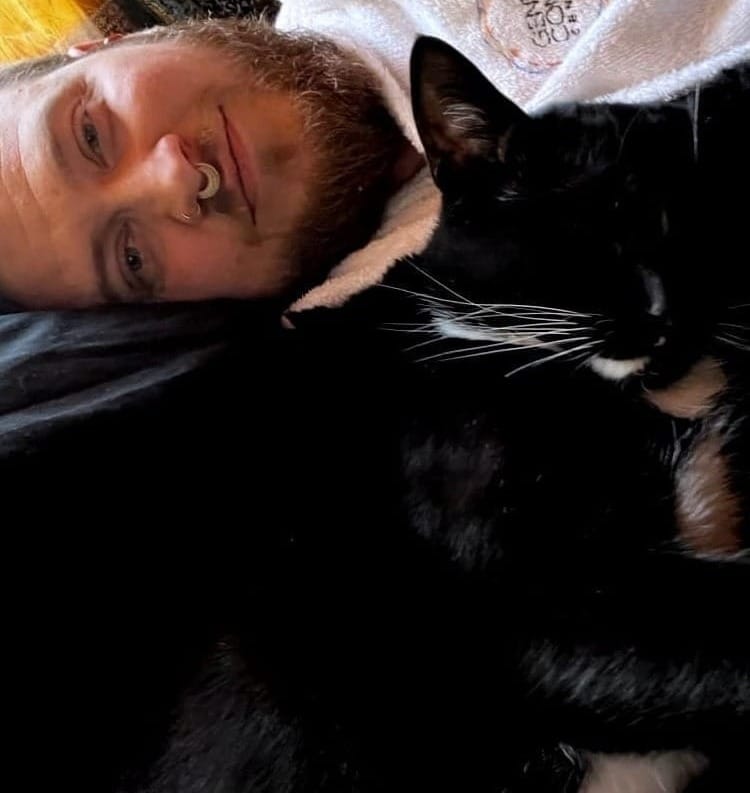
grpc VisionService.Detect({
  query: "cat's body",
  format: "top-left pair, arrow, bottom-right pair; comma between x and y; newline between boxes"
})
106,315 -> 747,793
279,255 -> 749,793
281,40 -> 750,791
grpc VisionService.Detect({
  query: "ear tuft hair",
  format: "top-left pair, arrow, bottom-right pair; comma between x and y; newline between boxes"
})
409,36 -> 526,189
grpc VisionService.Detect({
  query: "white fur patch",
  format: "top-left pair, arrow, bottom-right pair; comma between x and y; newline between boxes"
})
589,355 -> 649,381
433,316 -> 550,348
583,751 -> 707,793
435,316 -> 506,342
442,100 -> 487,135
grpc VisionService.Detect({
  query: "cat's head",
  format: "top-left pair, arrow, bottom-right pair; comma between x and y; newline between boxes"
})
401,37 -> 749,386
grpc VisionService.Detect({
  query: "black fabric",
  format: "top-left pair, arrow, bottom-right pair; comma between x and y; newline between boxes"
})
179,0 -> 279,20
94,0 -> 278,34
0,300 -> 276,458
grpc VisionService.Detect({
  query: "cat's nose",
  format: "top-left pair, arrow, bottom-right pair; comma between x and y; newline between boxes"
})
638,267 -> 671,349
639,267 -> 666,318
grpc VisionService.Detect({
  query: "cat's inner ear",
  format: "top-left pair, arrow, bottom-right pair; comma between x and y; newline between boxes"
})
410,36 -> 527,182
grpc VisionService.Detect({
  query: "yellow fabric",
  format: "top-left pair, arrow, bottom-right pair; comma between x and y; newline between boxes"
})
0,0 -> 102,62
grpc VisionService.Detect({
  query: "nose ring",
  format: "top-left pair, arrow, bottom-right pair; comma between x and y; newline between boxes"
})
196,162 -> 221,199
180,204 -> 201,223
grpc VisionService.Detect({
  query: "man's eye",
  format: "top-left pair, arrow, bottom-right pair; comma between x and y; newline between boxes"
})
83,121 -> 100,153
119,223 -> 153,300
81,112 -> 106,166
125,246 -> 143,274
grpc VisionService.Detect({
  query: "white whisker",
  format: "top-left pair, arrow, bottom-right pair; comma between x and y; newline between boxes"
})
718,335 -> 750,352
416,341 -> 543,364
381,321 -> 434,328
405,335 -> 453,352
436,347 -> 556,364
501,328 -> 584,336
430,317 -> 584,335
416,335 -> 581,364
377,283 -> 597,320
483,303 -> 595,317
504,340 -> 598,378
719,330 -> 750,344
381,323 -> 438,335
377,283 -> 477,306
473,315 -> 581,326
500,318 -> 579,328
441,307 -> 536,325
407,261 -> 476,305
454,310 -> 580,322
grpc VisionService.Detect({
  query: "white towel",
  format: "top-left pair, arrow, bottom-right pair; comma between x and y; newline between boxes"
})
278,0 -> 750,312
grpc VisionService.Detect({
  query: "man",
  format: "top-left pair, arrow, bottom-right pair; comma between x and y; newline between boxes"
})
0,18 -> 419,307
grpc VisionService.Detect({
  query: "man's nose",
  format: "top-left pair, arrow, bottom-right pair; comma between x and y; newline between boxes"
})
137,133 -> 205,223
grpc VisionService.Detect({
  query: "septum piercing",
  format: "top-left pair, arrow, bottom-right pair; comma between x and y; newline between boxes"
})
179,163 -> 220,222
180,206 -> 200,222
196,162 -> 221,199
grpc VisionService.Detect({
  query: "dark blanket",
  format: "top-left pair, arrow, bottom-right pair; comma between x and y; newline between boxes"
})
0,299 -> 281,460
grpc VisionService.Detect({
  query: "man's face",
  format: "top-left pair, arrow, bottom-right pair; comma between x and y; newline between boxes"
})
0,37 -> 318,307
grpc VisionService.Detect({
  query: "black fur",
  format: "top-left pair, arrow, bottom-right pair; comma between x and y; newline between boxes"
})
280,38 -> 750,789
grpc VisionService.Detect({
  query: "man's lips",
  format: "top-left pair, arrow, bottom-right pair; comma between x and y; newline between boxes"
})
219,105 -> 257,225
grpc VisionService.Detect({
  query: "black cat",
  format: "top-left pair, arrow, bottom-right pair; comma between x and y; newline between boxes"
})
280,37 -> 750,791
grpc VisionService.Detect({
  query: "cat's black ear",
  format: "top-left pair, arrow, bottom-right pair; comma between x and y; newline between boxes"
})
410,36 -> 526,188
